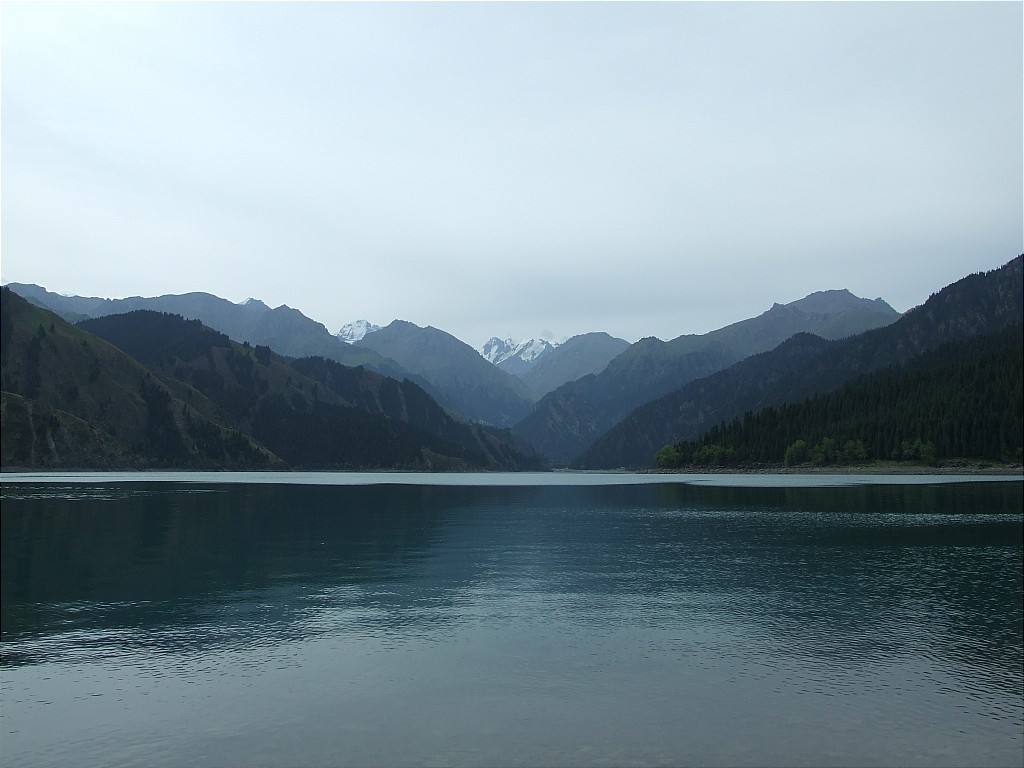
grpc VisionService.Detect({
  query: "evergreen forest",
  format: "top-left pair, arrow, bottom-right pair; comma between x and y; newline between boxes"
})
655,325 -> 1023,468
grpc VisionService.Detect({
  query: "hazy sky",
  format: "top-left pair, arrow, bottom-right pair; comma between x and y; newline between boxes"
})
2,2 -> 1021,349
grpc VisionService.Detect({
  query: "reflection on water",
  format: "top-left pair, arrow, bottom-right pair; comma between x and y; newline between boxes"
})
1,479 -> 1022,767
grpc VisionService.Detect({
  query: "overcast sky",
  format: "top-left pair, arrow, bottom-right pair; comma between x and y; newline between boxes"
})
2,2 -> 1021,349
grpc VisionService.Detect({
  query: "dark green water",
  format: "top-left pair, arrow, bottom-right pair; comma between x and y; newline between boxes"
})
1,476 -> 1022,767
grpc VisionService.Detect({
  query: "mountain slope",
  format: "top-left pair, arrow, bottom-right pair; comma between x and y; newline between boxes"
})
580,255 -> 1024,468
659,324 -> 1023,466
355,320 -> 538,427
77,310 -> 545,471
515,289 -> 901,461
1,289 -> 281,469
2,391 -> 138,469
289,356 -> 543,470
519,332 -> 631,396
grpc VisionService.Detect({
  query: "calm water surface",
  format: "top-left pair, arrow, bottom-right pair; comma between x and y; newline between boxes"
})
1,474 -> 1022,767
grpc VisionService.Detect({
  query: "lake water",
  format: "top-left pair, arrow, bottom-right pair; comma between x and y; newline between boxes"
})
1,473 -> 1022,767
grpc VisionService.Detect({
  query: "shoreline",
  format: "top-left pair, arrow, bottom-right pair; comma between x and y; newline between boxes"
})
4,463 -> 1021,477
640,462 -> 1024,476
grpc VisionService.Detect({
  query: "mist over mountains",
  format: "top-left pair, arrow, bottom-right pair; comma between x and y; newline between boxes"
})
3,254 -> 1021,471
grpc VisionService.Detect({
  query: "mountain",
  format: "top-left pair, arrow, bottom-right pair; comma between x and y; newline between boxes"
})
0,288 -> 545,470
480,337 -> 524,364
336,320 -> 381,343
355,320 -> 538,427
514,289 -> 902,461
5,284 -> 410,380
658,324 -> 1023,467
580,255 -> 1024,468
1,283 -> 110,324
1,289 -> 281,469
480,337 -> 559,377
519,332 -> 631,397
478,334 -> 630,396
288,357 -> 543,471
74,309 -> 545,471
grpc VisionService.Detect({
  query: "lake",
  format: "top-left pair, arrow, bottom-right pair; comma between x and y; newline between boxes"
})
1,472 -> 1022,767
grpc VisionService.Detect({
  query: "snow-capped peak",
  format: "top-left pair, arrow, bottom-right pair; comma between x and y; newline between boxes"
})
515,338 -> 553,363
239,297 -> 270,310
480,337 -> 518,364
336,320 -> 381,343
479,337 -> 560,367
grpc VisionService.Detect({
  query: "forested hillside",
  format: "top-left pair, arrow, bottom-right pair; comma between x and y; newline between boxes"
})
2,291 -> 544,471
581,255 -> 1023,468
1,289 -> 280,469
78,310 -> 544,471
656,325 -> 1023,467
5,256 -> 1021,472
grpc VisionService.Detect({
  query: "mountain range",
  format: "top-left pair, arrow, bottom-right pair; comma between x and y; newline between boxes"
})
5,284 -> 410,379
579,256 -> 1023,468
0,289 -> 544,471
8,284 -> 625,427
513,289 -> 902,461
4,255 -> 1021,471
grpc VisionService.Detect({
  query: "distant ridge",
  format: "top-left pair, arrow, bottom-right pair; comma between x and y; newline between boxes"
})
4,284 -> 412,381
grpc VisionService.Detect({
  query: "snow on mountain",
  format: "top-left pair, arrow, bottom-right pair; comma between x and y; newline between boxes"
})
238,297 -> 270,311
515,338 -> 555,363
479,337 -> 560,370
480,337 -> 518,364
336,320 -> 382,343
